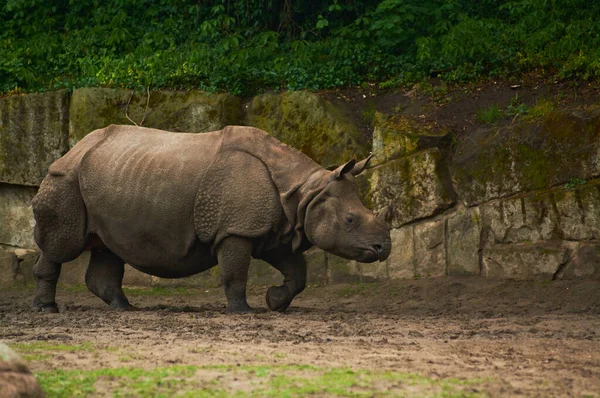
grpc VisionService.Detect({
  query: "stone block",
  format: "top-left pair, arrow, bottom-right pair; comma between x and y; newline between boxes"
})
451,108 -> 600,206
123,265 -> 154,287
358,260 -> 389,282
554,182 -> 600,240
246,91 -> 368,168
59,252 -> 88,285
522,194 -> 560,241
0,247 -> 19,288
70,88 -> 244,146
247,259 -> 282,287
447,206 -> 482,276
387,226 -> 415,279
370,148 -> 456,228
0,90 -> 70,186
0,184 -> 37,248
372,112 -> 449,167
480,193 -> 560,244
414,219 -> 446,277
482,243 -> 570,280
13,249 -> 38,285
305,248 -> 327,286
327,253 -> 360,283
558,242 -> 600,280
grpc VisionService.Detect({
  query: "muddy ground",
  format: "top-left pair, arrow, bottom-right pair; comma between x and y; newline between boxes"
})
1,278 -> 599,397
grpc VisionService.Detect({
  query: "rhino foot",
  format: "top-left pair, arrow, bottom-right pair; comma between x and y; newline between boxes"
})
266,286 -> 291,312
110,302 -> 139,312
226,302 -> 255,314
32,300 -> 59,314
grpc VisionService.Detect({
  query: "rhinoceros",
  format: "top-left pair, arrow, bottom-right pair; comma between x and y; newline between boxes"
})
31,125 -> 391,313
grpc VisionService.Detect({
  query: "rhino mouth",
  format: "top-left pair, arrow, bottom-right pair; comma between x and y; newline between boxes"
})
358,249 -> 381,263
358,241 -> 391,263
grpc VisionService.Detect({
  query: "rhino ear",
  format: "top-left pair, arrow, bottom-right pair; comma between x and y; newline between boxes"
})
330,159 -> 356,181
350,154 -> 374,176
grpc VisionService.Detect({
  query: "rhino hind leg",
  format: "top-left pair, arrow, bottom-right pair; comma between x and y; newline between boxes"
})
263,251 -> 307,312
33,174 -> 87,263
85,249 -> 135,310
218,236 -> 253,313
32,174 -> 87,312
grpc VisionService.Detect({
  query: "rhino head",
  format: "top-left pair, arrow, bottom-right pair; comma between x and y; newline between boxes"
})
302,156 -> 392,263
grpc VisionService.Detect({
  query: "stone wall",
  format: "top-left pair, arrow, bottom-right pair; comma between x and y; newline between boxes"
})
1,89 -> 599,290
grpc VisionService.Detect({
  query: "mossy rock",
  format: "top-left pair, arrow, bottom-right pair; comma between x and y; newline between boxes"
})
0,184 -> 37,249
246,91 -> 369,167
451,108 -> 600,206
0,90 -> 70,186
369,148 -> 456,228
0,343 -> 44,398
70,88 -> 244,146
372,112 -> 449,167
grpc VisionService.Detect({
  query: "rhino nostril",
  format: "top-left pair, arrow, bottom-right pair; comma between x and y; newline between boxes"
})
372,244 -> 383,253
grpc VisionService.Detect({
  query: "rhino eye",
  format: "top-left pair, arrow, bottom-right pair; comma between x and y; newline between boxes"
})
345,214 -> 354,224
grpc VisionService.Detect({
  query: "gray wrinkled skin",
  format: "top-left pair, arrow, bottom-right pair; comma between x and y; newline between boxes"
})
32,125 -> 391,313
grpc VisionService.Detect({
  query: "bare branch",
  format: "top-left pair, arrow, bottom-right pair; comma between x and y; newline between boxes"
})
139,86 -> 151,127
125,90 -> 138,126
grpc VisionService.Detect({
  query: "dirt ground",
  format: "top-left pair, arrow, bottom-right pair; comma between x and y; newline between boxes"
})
1,278 -> 599,397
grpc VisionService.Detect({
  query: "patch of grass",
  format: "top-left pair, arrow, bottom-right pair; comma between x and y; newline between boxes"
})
11,341 -> 95,354
122,286 -> 196,296
64,284 -> 198,296
64,284 -> 88,293
37,364 -> 489,398
476,105 -> 504,124
361,100 -> 377,126
335,283 -> 377,298
21,353 -> 50,361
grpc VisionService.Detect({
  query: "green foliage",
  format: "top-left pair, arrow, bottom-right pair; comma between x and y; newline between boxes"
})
507,94 -> 529,116
565,178 -> 587,189
1,0 -> 600,94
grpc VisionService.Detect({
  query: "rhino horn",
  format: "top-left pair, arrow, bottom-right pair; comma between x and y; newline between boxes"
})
350,154 -> 374,176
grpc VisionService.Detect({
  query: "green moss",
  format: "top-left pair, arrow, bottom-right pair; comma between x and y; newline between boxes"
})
247,91 -> 368,168
69,88 -> 244,145
515,143 -> 552,190
372,112 -> 449,167
526,98 -> 556,120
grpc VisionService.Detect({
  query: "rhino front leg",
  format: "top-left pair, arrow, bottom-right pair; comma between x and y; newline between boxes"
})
32,254 -> 62,313
262,251 -> 306,312
218,236 -> 253,313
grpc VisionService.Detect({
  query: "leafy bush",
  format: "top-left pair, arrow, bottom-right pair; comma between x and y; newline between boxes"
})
1,0 -> 600,95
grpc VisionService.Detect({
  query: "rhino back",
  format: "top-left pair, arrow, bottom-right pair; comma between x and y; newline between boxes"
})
79,125 -> 223,266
